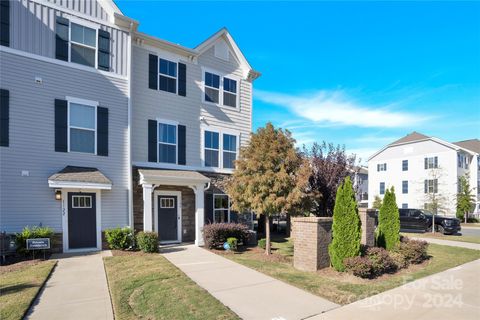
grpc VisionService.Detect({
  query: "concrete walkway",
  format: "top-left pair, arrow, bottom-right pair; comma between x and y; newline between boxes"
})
162,244 -> 338,320
27,251 -> 113,320
411,237 -> 480,250
314,258 -> 480,320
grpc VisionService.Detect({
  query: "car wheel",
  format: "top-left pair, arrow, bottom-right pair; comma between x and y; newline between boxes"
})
436,225 -> 445,234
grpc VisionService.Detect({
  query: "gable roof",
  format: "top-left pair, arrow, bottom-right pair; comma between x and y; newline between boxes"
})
388,131 -> 430,146
453,139 -> 480,154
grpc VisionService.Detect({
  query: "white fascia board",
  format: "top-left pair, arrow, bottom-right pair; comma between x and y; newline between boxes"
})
48,180 -> 112,190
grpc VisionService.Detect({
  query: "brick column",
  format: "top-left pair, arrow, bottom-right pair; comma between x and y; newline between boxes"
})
291,217 -> 332,271
359,208 -> 376,247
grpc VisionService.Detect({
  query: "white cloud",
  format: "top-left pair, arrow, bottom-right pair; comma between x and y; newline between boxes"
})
255,89 -> 431,128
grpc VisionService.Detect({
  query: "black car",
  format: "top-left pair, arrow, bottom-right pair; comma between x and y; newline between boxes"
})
420,210 -> 461,235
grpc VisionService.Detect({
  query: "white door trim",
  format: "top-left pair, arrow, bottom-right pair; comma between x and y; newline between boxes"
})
61,189 -> 102,252
154,190 -> 182,244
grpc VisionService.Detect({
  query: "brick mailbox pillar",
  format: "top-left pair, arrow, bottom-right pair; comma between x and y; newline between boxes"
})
359,208 -> 376,247
291,217 -> 333,271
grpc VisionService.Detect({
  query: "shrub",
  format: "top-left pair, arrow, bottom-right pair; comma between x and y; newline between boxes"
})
226,237 -> 238,251
15,226 -> 54,254
258,238 -> 266,249
389,251 -> 409,269
203,223 -> 249,249
328,176 -> 362,272
366,247 -> 397,275
344,256 -> 375,278
136,232 -> 158,253
105,227 -> 134,250
376,187 -> 400,250
393,237 -> 429,264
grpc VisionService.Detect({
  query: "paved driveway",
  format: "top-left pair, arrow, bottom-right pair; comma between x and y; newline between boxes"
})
162,245 -> 338,320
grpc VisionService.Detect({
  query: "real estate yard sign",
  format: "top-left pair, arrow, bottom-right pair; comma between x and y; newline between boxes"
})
26,238 -> 50,259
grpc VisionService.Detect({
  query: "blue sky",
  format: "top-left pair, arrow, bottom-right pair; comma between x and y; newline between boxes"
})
117,1 -> 480,163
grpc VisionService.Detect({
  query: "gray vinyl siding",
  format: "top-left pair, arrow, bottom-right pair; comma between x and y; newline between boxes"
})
0,51 -> 130,233
45,0 -> 110,21
9,0 -> 129,76
131,43 -> 253,166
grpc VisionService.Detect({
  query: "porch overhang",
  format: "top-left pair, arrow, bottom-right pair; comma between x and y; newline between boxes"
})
48,166 -> 112,190
138,169 -> 210,186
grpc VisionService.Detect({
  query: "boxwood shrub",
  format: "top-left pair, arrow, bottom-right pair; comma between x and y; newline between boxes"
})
105,227 -> 134,250
136,231 -> 159,253
203,223 -> 249,249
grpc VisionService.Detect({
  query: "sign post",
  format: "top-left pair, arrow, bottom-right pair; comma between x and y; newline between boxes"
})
26,238 -> 51,259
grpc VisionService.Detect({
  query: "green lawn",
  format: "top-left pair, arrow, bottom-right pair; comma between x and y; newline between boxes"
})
222,237 -> 480,305
104,253 -> 239,320
0,260 -> 56,320
402,232 -> 480,244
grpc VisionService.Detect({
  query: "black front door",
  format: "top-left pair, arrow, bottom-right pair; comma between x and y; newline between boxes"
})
68,192 -> 97,249
158,196 -> 178,242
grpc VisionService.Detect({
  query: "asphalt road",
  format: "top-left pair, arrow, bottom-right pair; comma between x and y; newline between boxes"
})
459,227 -> 480,237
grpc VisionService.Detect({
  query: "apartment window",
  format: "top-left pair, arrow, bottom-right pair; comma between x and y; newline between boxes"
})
379,182 -> 385,195
159,58 -> 177,94
223,134 -> 237,169
458,153 -> 469,169
402,203 -> 408,209
402,181 -> 408,194
70,23 -> 97,67
424,156 -> 438,169
424,179 -> 438,194
377,163 -> 387,171
213,194 -> 230,223
204,72 -> 220,103
223,77 -> 237,108
402,160 -> 408,171
69,102 -> 96,153
158,122 -> 177,163
204,130 -> 219,167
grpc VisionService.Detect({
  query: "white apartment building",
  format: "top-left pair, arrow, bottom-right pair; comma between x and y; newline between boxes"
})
368,132 -> 479,216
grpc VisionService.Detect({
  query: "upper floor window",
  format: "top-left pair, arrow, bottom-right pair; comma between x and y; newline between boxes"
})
377,163 -> 387,171
402,180 -> 408,194
424,179 -> 438,194
424,156 -> 438,169
402,160 -> 408,171
204,130 -> 220,167
69,102 -> 96,154
159,58 -> 177,94
223,134 -> 237,169
379,182 -> 385,195
458,153 -> 469,169
223,78 -> 237,108
158,122 -> 177,164
204,72 -> 220,103
70,23 -> 97,68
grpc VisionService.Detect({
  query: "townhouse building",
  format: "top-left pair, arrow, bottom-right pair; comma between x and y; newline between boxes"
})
0,0 -> 259,251
368,132 -> 480,216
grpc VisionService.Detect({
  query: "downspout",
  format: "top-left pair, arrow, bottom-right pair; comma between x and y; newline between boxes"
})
127,22 -> 134,229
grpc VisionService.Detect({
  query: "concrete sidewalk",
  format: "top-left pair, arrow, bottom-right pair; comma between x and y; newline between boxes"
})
411,237 -> 480,250
162,245 -> 338,320
314,259 -> 480,320
27,251 -> 113,320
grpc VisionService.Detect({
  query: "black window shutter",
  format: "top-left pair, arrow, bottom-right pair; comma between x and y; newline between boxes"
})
148,120 -> 157,162
178,124 -> 186,165
424,158 -> 427,169
0,0 -> 10,47
148,54 -> 158,90
97,29 -> 110,71
230,210 -> 238,223
178,62 -> 187,97
0,89 -> 9,147
97,107 -> 108,156
424,180 -> 428,193
434,156 -> 438,168
55,16 -> 69,61
204,193 -> 213,224
55,99 -> 68,152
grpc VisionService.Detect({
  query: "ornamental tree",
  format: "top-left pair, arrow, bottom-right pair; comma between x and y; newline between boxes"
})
457,175 -> 475,223
227,123 -> 310,255
328,176 -> 361,271
376,187 -> 400,250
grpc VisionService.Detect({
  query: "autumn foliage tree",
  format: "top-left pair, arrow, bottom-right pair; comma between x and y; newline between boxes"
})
227,123 -> 310,255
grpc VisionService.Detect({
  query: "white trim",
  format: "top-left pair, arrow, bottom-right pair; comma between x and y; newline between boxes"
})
157,120 -> 178,165
71,195 -> 93,208
61,188 -> 102,252
49,180 -> 112,190
158,57 -> 179,94
213,193 -> 231,223
201,66 -> 241,110
68,20 -> 99,69
133,161 -> 234,175
154,190 -> 182,244
0,46 -> 128,80
67,99 -> 98,155
200,126 -> 240,170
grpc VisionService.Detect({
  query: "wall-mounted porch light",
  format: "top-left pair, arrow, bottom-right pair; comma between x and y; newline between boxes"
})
55,189 -> 62,200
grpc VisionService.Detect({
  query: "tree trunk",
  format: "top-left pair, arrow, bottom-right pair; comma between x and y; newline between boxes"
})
465,210 -> 468,224
265,215 -> 271,255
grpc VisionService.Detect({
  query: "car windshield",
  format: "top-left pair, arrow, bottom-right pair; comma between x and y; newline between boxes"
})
420,209 -> 434,216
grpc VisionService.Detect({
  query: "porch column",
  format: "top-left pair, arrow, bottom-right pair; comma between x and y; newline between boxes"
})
142,184 -> 154,232
194,184 -> 205,246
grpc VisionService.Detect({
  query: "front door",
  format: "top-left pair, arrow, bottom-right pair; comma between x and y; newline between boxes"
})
68,192 -> 97,249
158,196 -> 179,243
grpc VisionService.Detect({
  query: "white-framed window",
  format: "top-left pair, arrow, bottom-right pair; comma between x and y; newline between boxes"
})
68,98 -> 97,154
204,130 -> 220,167
70,22 -> 97,68
425,156 -> 438,169
223,134 -> 237,169
402,203 -> 408,209
159,58 -> 177,94
424,179 -> 438,193
458,153 -> 469,169
379,182 -> 385,195
203,69 -> 239,108
72,195 -> 92,208
160,198 -> 175,208
402,180 -> 408,194
377,163 -> 387,171
158,121 -> 177,164
202,127 -> 239,169
214,194 -> 230,223
402,160 -> 408,171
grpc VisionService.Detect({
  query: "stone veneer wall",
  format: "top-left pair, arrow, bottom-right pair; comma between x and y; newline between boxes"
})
291,217 -> 332,271
359,208 -> 376,247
